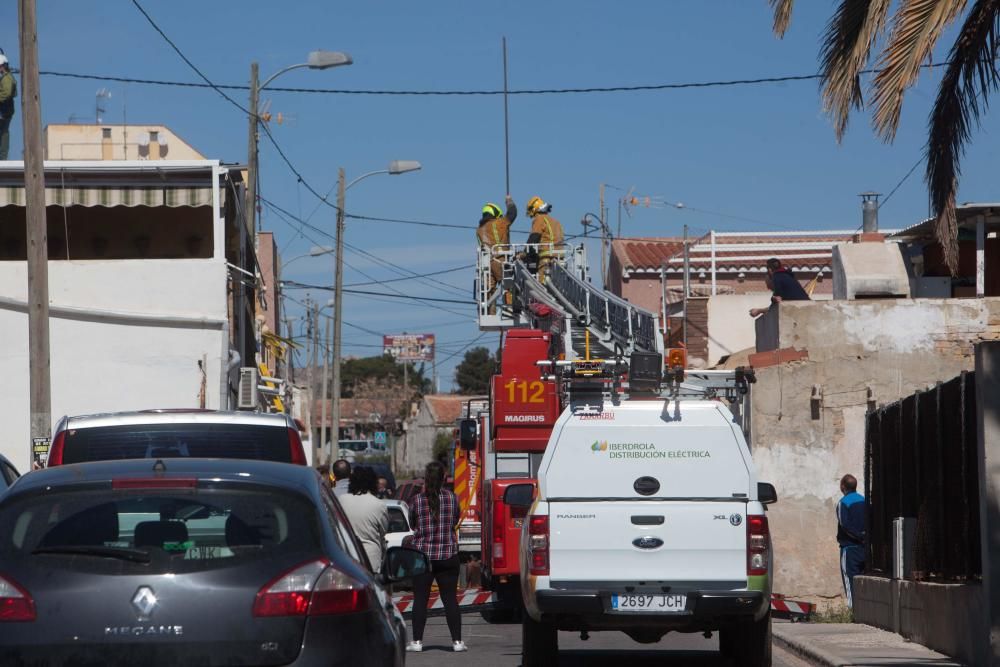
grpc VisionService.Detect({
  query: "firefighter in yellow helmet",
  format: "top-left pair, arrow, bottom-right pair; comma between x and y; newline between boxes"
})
476,195 -> 517,312
525,196 -> 564,283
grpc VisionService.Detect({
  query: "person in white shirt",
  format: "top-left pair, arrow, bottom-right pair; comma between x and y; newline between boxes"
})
331,459 -> 351,497
338,466 -> 389,572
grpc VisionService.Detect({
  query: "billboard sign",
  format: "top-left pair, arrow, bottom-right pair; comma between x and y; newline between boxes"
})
383,334 -> 435,362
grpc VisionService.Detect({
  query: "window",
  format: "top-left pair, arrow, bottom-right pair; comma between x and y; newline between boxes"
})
1,486 -> 323,575
149,131 -> 159,142
387,507 -> 410,534
101,128 -> 112,139
60,423 -> 294,464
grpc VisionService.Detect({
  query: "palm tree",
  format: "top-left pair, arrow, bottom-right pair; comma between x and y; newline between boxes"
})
768,0 -> 1000,273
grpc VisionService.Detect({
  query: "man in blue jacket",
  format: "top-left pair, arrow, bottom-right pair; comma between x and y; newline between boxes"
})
837,474 -> 866,609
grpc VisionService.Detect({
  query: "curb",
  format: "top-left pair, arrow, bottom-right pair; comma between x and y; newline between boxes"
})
771,627 -> 845,667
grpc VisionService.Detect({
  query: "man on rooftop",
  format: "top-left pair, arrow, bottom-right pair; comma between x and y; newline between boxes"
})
749,257 -> 810,318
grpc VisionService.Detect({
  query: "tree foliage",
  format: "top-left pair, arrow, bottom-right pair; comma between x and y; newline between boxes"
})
340,354 -> 431,398
769,0 -> 1000,273
454,347 -> 496,394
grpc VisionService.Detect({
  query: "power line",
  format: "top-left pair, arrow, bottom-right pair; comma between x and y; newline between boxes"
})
129,0 -> 251,115
436,332 -> 491,365
281,280 -> 475,305
345,264 -> 472,287
28,61 -> 955,97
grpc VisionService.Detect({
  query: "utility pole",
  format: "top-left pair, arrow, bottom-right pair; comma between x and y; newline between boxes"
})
308,299 -> 318,456
329,167 -> 346,464
20,0 -> 51,468
682,225 -> 690,348
246,62 -> 259,239
599,184 -> 606,287
319,315 -> 330,461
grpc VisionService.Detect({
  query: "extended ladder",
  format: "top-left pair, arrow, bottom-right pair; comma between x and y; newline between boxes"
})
476,243 -> 663,361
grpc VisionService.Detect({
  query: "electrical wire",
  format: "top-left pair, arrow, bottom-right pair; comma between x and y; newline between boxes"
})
28,61 -> 954,97
879,157 -> 924,210
281,280 -> 474,305
345,264 -> 473,287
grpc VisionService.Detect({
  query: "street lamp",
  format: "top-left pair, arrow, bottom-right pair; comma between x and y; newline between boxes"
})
247,50 -> 353,236
328,160 -> 422,464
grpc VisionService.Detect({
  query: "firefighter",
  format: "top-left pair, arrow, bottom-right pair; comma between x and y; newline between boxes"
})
525,196 -> 564,283
476,195 -> 516,312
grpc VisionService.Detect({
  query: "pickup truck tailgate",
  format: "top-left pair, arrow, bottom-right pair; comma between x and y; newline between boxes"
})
549,500 -> 747,586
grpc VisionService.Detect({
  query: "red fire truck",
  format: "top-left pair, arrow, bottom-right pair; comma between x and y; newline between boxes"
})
453,329 -> 562,619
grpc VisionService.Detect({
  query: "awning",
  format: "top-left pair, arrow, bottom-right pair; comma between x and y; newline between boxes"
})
0,184 -> 215,207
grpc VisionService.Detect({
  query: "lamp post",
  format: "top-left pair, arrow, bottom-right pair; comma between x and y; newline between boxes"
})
329,160 -> 422,464
247,51 -> 353,237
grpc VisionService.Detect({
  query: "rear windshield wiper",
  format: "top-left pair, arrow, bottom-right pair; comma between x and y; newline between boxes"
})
32,545 -> 152,563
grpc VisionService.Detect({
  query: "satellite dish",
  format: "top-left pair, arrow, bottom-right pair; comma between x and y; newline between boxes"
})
137,132 -> 150,148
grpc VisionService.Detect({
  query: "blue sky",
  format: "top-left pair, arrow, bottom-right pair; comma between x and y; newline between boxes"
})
2,1 -> 997,389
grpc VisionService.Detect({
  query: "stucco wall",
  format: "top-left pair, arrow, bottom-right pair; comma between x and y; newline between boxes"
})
707,294 -> 771,366
751,298 -> 1000,605
0,259 -> 230,472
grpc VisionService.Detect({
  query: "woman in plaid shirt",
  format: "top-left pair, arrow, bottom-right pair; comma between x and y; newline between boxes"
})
406,461 -> 467,652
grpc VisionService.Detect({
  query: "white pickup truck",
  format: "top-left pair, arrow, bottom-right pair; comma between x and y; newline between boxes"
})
509,395 -> 777,667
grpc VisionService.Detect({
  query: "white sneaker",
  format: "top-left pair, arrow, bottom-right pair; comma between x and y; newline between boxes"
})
453,640 -> 468,652
406,641 -> 423,652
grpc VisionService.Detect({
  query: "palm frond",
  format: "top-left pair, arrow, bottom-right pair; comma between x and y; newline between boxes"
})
770,0 -> 795,37
820,0 -> 893,139
872,0 -> 967,140
926,0 -> 1000,273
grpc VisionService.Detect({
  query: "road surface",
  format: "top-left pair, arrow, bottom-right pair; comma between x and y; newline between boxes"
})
407,614 -> 816,666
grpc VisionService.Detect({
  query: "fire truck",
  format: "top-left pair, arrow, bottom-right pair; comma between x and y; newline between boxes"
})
451,241 -> 671,620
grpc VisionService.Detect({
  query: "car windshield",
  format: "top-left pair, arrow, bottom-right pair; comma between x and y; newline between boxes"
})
61,423 -> 292,464
387,506 -> 409,533
338,441 -> 370,452
1,485 -> 323,574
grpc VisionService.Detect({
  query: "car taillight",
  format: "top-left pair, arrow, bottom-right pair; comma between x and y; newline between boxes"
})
288,428 -> 307,465
492,504 -> 506,569
0,574 -> 35,622
747,515 -> 770,576
47,431 -> 66,467
253,559 -> 368,618
528,515 -> 549,576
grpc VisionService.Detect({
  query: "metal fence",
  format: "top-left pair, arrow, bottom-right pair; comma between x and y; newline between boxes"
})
864,372 -> 981,582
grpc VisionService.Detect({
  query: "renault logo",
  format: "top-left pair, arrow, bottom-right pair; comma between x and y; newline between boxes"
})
632,536 -> 664,550
131,586 -> 158,621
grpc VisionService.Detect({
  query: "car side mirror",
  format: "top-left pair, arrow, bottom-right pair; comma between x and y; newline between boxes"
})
758,482 -> 778,505
459,419 -> 477,451
503,483 -> 535,509
383,546 -> 429,583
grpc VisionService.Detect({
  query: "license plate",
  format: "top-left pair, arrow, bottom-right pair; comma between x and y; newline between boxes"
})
611,593 -> 686,612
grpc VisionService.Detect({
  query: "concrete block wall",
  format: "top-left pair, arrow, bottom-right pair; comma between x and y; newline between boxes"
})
854,576 -> 987,666
750,298 -> 1000,607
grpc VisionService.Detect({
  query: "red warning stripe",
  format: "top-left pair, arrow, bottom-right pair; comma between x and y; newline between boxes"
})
394,589 -> 495,613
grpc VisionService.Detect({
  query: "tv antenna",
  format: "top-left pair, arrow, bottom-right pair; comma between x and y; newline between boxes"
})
96,88 -> 112,124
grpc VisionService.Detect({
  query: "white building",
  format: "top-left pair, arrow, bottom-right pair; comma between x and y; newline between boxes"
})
0,160 -> 257,471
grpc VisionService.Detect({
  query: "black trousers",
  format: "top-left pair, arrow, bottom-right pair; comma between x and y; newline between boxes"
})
411,554 -> 461,642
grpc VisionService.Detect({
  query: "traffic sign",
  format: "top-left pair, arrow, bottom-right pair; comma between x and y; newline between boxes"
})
374,431 -> 387,445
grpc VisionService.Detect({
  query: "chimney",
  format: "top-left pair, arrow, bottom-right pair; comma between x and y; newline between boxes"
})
860,191 -> 880,233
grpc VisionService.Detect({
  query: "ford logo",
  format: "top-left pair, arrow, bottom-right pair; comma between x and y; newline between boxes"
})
632,536 -> 664,550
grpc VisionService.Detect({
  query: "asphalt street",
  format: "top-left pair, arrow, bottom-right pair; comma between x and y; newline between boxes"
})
407,614 -> 816,667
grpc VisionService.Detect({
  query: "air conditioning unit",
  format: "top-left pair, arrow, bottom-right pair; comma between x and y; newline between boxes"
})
237,367 -> 259,409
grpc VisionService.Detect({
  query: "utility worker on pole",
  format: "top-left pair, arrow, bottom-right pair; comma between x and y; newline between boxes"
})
0,53 -> 17,161
525,196 -> 564,283
477,195 -> 516,313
